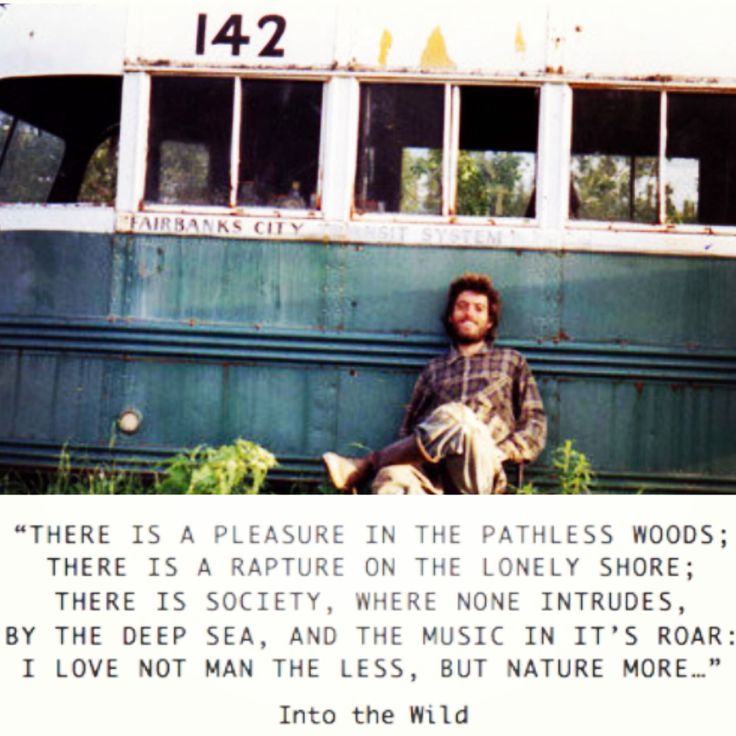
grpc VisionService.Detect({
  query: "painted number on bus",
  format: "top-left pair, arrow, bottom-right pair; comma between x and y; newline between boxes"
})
195,13 -> 286,57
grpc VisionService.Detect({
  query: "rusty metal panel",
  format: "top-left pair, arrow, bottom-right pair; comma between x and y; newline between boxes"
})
1,231 -> 735,491
0,231 -> 113,318
114,235 -> 333,327
557,379 -> 736,477
559,253 -> 736,350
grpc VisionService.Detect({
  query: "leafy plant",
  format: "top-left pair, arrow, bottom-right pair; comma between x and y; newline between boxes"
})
552,440 -> 594,494
156,439 -> 277,495
510,439 -> 595,495
0,439 -> 277,495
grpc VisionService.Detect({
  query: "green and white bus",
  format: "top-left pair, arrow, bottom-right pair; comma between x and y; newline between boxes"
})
1,1 -> 735,491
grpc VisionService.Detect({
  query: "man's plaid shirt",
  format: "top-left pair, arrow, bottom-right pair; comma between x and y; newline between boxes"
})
399,343 -> 547,463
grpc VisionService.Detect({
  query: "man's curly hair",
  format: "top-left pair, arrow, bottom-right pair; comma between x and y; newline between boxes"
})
442,272 -> 502,342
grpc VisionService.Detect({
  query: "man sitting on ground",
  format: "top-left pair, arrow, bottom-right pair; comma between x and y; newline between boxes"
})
323,272 -> 547,494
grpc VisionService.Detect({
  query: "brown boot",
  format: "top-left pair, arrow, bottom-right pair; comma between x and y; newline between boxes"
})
322,452 -> 375,492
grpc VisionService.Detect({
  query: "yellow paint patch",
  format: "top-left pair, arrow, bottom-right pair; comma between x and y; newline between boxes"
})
420,26 -> 456,69
378,29 -> 392,65
515,23 -> 526,53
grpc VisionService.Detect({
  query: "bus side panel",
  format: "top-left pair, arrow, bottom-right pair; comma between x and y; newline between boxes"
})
560,253 -> 736,349
1,232 -> 735,491
558,379 -> 736,477
0,231 -> 113,318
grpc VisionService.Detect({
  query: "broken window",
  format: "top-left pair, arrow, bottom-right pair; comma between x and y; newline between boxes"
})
356,84 -> 444,215
0,112 -> 65,203
571,88 -> 736,226
457,86 -> 538,217
145,76 -> 324,210
0,76 -> 121,204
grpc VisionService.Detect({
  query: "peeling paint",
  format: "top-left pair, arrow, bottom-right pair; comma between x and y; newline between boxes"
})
378,29 -> 392,66
420,27 -> 455,70
515,23 -> 526,53
551,329 -> 571,344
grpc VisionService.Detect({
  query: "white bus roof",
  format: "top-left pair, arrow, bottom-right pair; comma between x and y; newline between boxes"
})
0,3 -> 127,76
1,1 -> 735,85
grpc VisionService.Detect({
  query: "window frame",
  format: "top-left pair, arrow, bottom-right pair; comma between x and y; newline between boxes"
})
135,71 -> 330,219
3,67 -> 735,256
567,83 -> 736,236
0,73 -> 122,232
351,79 -> 543,226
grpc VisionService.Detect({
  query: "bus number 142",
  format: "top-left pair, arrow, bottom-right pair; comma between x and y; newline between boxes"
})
195,13 -> 286,57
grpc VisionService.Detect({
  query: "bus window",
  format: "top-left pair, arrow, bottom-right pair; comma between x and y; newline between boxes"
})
146,76 -> 323,210
78,130 -> 118,206
145,77 -> 232,206
666,93 -> 736,225
457,86 -> 538,217
0,111 -> 65,203
571,89 -> 660,222
239,80 -> 322,209
355,84 -> 444,215
0,76 -> 121,205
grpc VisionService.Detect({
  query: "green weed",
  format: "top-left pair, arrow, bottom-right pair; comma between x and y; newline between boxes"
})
510,439 -> 595,495
552,440 -> 594,494
156,439 -> 277,495
1,439 -> 276,495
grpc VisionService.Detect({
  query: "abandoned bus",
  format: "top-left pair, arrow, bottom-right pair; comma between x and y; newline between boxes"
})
1,1 -> 735,491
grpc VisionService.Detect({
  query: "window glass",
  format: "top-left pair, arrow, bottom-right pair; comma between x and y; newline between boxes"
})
356,84 -> 444,215
78,131 -> 118,205
146,77 -> 232,206
667,93 -> 736,225
0,110 -> 9,150
571,90 -> 659,221
239,80 -> 322,209
0,111 -> 65,203
457,86 -> 538,217
160,141 -> 212,205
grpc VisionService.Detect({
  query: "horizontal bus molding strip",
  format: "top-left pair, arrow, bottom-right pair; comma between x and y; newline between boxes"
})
2,317 -> 736,383
1,440 -> 734,494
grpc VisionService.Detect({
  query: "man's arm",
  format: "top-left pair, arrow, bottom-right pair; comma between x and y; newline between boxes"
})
398,368 -> 433,438
497,358 -> 547,463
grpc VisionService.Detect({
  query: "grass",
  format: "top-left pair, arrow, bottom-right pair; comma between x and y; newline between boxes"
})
0,440 -> 277,495
1,439 -> 594,495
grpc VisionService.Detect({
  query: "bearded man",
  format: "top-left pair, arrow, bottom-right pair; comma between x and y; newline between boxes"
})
323,273 -> 547,494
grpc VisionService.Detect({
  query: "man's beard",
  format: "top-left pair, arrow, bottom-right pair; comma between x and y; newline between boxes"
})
451,324 -> 490,345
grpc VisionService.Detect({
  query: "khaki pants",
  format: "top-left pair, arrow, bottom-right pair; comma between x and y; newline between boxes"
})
372,402 -> 507,495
